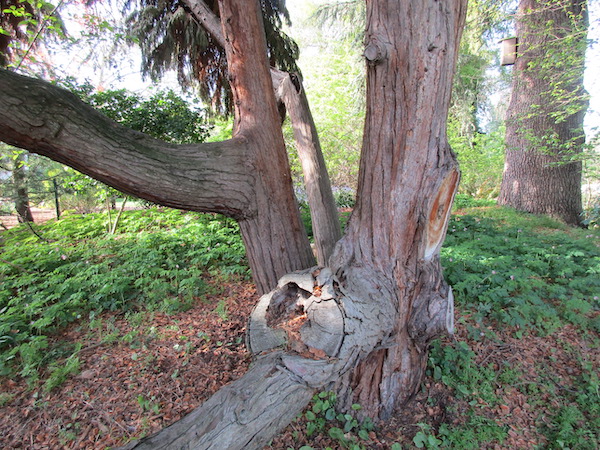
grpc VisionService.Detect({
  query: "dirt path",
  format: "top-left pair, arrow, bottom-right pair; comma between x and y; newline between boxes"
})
0,208 -> 58,229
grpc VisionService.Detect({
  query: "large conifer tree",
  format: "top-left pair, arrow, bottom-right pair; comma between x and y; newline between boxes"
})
499,0 -> 589,226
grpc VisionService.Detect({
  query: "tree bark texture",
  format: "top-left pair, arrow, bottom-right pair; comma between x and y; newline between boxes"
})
2,0 -> 466,447
327,0 -> 466,419
272,69 -> 342,265
183,0 -> 342,265
13,152 -> 34,222
498,0 -> 588,226
119,351 -> 314,450
217,0 -> 315,293
120,0 -> 466,446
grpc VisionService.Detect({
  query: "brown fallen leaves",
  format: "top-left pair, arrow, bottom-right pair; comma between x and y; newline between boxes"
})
0,278 -> 256,449
1,279 -> 597,450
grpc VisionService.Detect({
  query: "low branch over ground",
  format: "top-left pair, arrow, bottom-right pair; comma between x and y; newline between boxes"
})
0,69 -> 254,219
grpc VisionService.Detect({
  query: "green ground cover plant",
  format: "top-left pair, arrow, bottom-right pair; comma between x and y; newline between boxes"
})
442,207 -> 600,335
0,208 -> 248,385
1,205 -> 598,448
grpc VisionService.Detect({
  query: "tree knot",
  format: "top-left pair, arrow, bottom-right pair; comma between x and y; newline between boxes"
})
364,37 -> 388,65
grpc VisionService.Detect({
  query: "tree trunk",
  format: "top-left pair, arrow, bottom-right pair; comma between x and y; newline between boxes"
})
183,0 -> 342,265
13,152 -> 34,222
498,0 -> 588,226
272,68 -> 342,265
327,0 -> 465,418
120,1 -> 466,448
218,0 -> 315,293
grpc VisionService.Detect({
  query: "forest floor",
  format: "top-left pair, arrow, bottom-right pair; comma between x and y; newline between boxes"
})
1,207 -> 598,449
1,275 -> 597,449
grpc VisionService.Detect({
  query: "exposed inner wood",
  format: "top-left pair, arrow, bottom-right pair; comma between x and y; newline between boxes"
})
248,268 -> 344,361
424,168 -> 460,260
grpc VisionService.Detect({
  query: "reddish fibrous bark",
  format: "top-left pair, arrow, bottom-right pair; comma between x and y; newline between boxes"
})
0,0 -> 467,447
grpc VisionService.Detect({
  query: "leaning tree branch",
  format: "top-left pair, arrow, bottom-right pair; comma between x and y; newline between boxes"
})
183,0 -> 342,264
0,69 -> 255,219
182,0 -> 227,48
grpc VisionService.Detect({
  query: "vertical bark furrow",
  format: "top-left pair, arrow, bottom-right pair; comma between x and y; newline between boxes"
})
330,0 -> 466,418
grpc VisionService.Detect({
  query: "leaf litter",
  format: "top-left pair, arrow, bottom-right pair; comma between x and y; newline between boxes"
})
1,280 -> 598,449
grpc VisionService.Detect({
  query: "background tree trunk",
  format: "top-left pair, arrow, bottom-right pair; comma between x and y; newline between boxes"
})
13,152 -> 34,223
498,0 -> 588,226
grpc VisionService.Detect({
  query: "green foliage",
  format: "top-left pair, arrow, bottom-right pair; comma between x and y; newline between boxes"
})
452,194 -> 496,210
441,207 -> 600,335
137,394 -> 160,415
71,86 -> 211,144
539,357 -> 599,448
0,0 -> 66,69
427,206 -> 599,447
290,9 -> 364,190
333,188 -> 356,209
125,0 -> 299,115
53,84 -> 212,211
582,196 -> 600,228
448,121 -> 505,198
0,208 -> 248,385
300,391 -> 374,449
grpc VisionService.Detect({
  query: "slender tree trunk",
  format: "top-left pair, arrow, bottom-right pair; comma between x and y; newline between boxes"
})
499,0 -> 588,226
272,69 -> 342,265
13,152 -> 34,222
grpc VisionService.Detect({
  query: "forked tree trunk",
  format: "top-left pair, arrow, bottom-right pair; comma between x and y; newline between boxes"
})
498,0 -> 588,226
120,1 -> 466,447
183,0 -> 342,264
0,0 -> 466,446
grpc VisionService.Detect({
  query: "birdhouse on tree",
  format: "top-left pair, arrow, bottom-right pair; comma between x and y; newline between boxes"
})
500,37 -> 518,66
